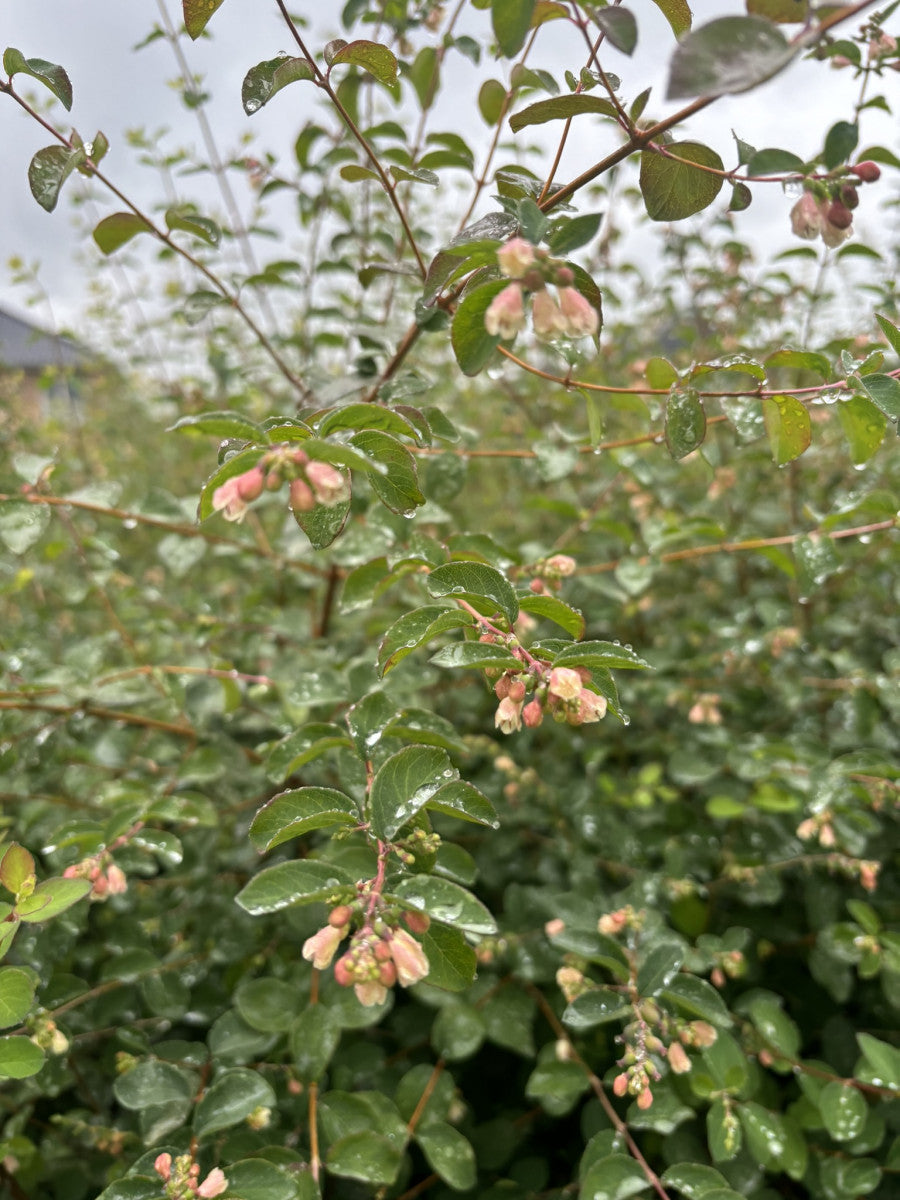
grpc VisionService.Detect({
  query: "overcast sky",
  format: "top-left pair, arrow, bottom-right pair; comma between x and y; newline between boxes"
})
1,1 -> 897,344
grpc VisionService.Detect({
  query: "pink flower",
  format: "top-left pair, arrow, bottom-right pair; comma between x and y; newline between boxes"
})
197,1168 -> 228,1198
105,864 -> 128,895
389,927 -> 430,986
305,460 -> 349,507
558,287 -> 599,338
790,193 -> 823,241
547,668 -> 582,701
302,923 -> 343,970
485,283 -> 526,339
522,699 -> 543,728
212,476 -> 248,522
497,237 -> 536,278
354,980 -> 389,1007
495,696 -> 523,734
531,289 -> 567,340
154,1153 -> 172,1181
573,688 -> 607,724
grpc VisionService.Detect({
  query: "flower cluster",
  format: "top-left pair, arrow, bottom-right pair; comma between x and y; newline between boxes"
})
611,1001 -> 717,1110
212,444 -> 350,524
484,238 -> 599,343
788,162 -> 881,250
493,663 -> 607,734
63,855 -> 127,900
153,1154 -> 226,1199
302,899 -> 431,1007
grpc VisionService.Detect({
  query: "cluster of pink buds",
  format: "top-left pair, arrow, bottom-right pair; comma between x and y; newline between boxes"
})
612,998 -> 718,1109
789,161 -> 881,250
211,444 -> 350,524
492,663 -> 607,735
709,949 -> 745,989
796,812 -> 837,848
63,856 -> 127,900
302,900 -> 431,1007
527,554 -> 577,596
153,1154 -> 227,1199
484,238 -> 599,343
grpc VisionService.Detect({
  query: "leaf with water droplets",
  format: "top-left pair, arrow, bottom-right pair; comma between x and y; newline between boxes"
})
419,923 -> 477,991
426,780 -> 499,828
242,55 -> 315,115
427,561 -> 519,624
859,372 -> 900,421
394,875 -> 496,935
3,48 -> 72,110
667,17 -> 795,100
762,394 -> 811,464
666,389 -> 707,459
235,861 -> 356,915
838,395 -> 886,465
331,40 -> 398,86
563,988 -> 631,1029
183,0 -> 227,40
369,745 -> 455,840
378,606 -> 474,676
0,500 -> 51,555
819,1080 -> 867,1142
28,145 -> 85,213
249,787 -> 359,851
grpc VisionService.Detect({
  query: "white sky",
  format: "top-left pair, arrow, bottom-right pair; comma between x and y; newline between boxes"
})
1,1 -> 897,344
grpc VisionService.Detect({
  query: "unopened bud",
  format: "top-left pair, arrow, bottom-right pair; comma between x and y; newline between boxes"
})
826,200 -> 853,230
636,1086 -> 654,1110
851,160 -> 881,182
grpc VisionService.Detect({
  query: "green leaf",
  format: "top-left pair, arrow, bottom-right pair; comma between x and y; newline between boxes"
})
218,1159 -> 300,1200
16,876 -> 91,923
235,861 -> 356,916
349,430 -> 424,514
0,968 -> 35,1028
738,1103 -> 790,1169
183,0 -> 227,39
390,165 -> 439,187
249,788 -> 359,851
563,988 -> 631,1029
429,641 -> 521,671
2,48 -> 72,109
518,594 -> 586,639
594,7 -> 638,55
327,1131 -> 403,1185
707,1096 -> 742,1161
431,1002 -> 485,1061
378,607 -> 474,676
578,1152 -> 650,1199
746,148 -> 806,177
0,1035 -> 44,1079
415,1122 -> 477,1190
28,144 -> 85,213
856,1032 -> 900,1090
660,975 -> 731,1026
818,1158 -> 881,1197
242,56 -> 315,115
234,977 -> 298,1034
762,394 -> 811,464
765,348 -> 830,378
651,0 -> 691,37
858,373 -> 900,420
479,78 -> 507,125
638,942 -> 685,995
639,143 -> 724,222
492,0 -> 537,58
168,410 -> 263,441
667,17 -> 795,101
661,1163 -> 732,1198
393,875 -> 496,935
875,312 -> 900,357
183,289 -> 228,324
194,1068 -> 276,1136
509,94 -> 618,133
646,357 -> 679,389
291,1003 -> 340,1082
332,40 -> 398,86
666,389 -> 706,459
450,279 -> 508,376
265,725 -> 352,781
318,404 -> 420,441
369,745 -> 456,841
0,843 -> 35,893
113,1060 -> 196,1109
165,206 -> 221,246
92,213 -> 154,255
551,640 -> 650,671
744,993 -> 801,1058
819,1080 -> 867,1142
547,212 -> 604,256
418,923 -> 477,991
747,0 -> 809,20
823,121 -> 858,170
426,561 -> 519,624
291,492 -> 351,550
427,780 -> 499,827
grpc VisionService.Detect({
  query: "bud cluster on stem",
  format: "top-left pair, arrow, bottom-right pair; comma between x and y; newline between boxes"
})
788,162 -> 881,250
484,238 -> 599,344
153,1154 -> 227,1198
212,443 -> 350,523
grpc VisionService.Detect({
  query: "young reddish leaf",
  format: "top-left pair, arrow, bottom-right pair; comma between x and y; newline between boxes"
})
762,394 -> 811,464
183,0 -> 227,40
2,48 -> 73,110
639,142 -> 724,221
92,213 -> 154,255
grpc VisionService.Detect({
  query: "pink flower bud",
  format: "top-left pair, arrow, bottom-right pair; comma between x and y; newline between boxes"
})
789,192 -> 823,241
494,674 -> 512,700
558,287 -> 599,338
826,200 -> 853,230
302,923 -> 343,970
289,477 -> 316,512
690,1021 -> 718,1048
507,679 -> 526,703
544,554 -> 576,577
494,696 -> 523,734
636,1086 -> 654,1110
522,699 -> 543,728
496,237 -> 536,279
403,910 -> 431,935
197,1168 -> 228,1198
334,953 -> 354,987
531,289 -> 567,341
329,904 -> 353,928
306,460 -> 349,507
554,266 -> 574,287
237,466 -> 266,502
852,160 -> 881,183
154,1153 -> 172,1182
389,927 -> 430,986
485,283 -> 527,339
354,980 -> 388,1007
105,864 -> 128,895
212,475 -> 249,523
667,1042 -> 691,1074
378,960 -> 398,987
612,1072 -> 629,1097
547,668 -> 582,701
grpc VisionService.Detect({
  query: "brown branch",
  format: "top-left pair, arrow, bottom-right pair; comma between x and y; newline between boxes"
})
0,699 -> 196,739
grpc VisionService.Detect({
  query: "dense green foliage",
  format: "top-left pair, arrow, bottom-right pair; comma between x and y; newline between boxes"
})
1,3 -> 899,1200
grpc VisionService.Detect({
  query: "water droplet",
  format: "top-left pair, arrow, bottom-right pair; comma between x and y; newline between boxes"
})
441,768 -> 454,778
592,446 -> 602,456
401,510 -> 416,519
122,518 -> 136,530
621,714 -> 631,726
245,98 -> 261,113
